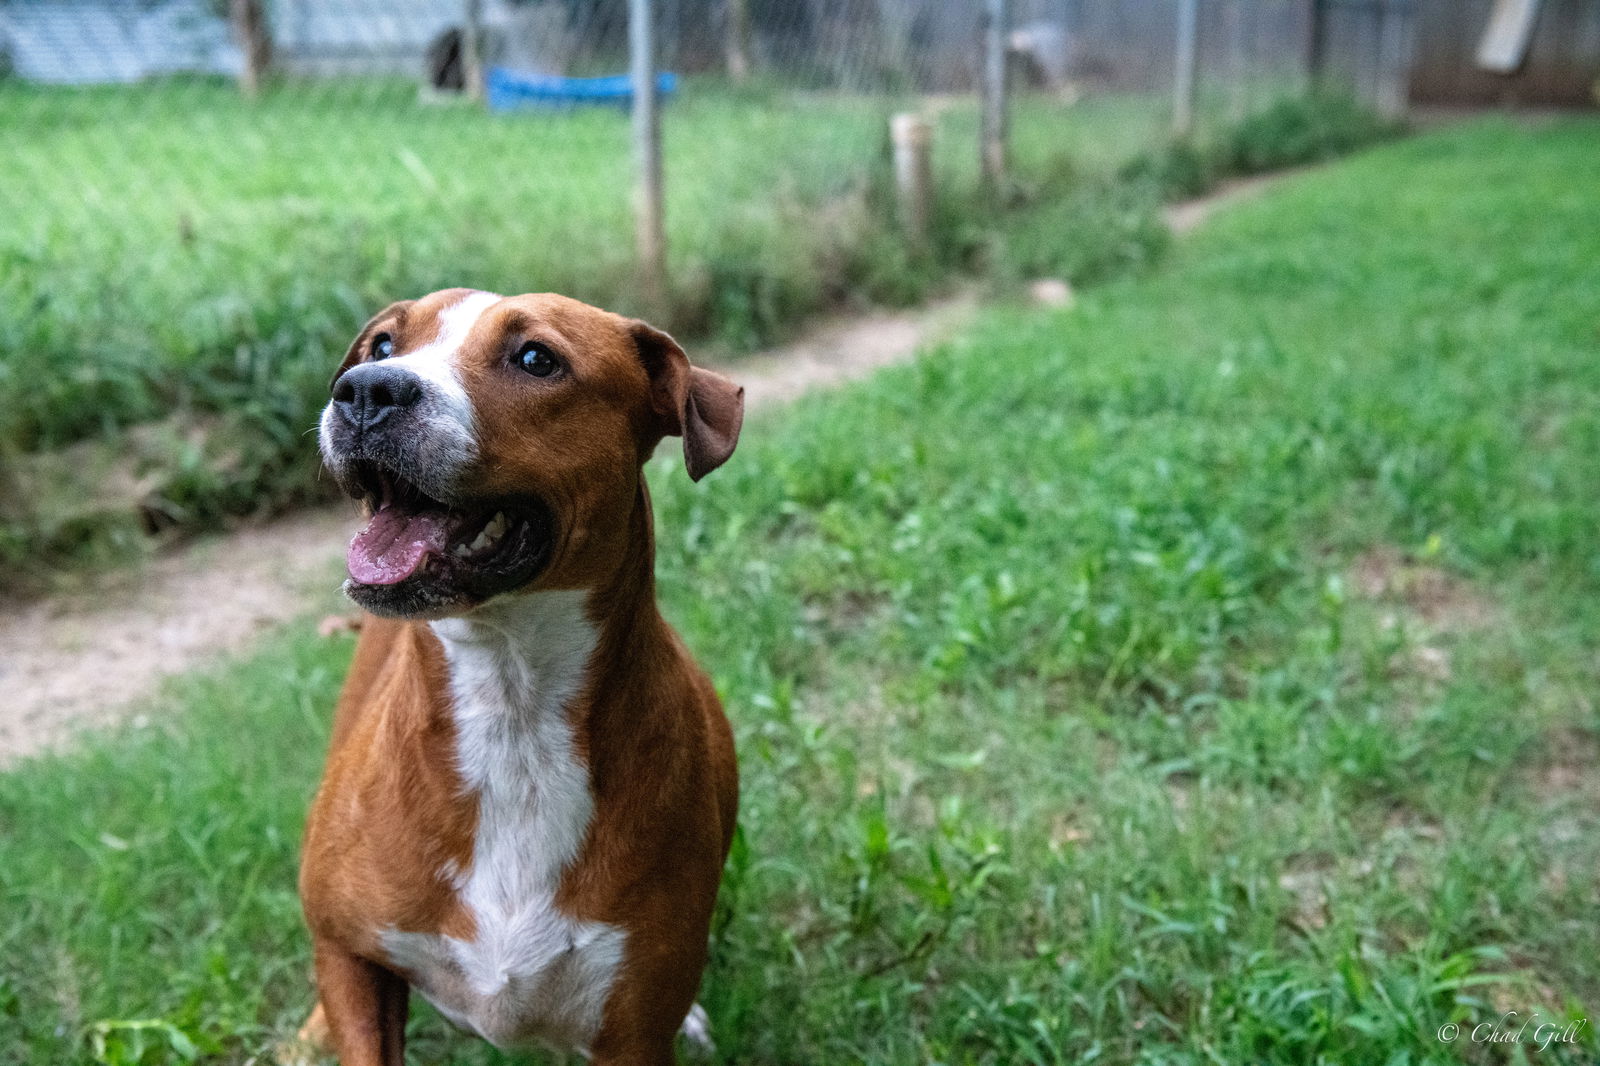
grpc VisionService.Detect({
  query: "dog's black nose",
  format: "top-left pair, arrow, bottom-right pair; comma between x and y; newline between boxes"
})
332,363 -> 423,431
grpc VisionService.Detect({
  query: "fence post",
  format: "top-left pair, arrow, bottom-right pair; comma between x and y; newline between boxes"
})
462,0 -> 485,102
1306,0 -> 1327,88
980,0 -> 1010,194
890,113 -> 933,252
1172,0 -> 1200,135
725,0 -> 751,82
1374,0 -> 1412,119
630,0 -> 667,318
230,0 -> 272,98
1224,0 -> 1249,120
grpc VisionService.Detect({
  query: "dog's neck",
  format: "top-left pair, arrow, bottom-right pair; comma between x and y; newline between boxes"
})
431,590 -> 597,726
428,478 -> 661,724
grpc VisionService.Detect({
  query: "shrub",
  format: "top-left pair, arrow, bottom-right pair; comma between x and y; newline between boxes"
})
1119,137 -> 1221,200
1222,92 -> 1399,175
989,179 -> 1170,287
1118,94 -> 1395,205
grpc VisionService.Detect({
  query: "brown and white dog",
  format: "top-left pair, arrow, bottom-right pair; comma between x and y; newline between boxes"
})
293,288 -> 743,1066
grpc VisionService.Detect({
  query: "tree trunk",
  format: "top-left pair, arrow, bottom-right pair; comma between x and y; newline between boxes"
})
231,0 -> 272,99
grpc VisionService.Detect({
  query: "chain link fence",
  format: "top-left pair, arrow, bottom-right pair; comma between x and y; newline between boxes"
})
0,0 -> 1408,580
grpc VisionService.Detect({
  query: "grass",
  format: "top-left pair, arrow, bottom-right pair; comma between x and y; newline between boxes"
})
0,77 -> 1177,579
0,79 -> 1169,453
7,114 -> 1599,1065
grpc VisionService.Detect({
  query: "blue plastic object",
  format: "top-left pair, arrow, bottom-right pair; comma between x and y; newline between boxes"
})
486,68 -> 678,112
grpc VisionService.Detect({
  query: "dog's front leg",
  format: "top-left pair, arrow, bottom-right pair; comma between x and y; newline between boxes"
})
311,939 -> 410,1066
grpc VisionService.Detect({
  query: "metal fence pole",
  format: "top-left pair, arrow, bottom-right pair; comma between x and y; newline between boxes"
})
725,0 -> 751,82
1224,0 -> 1248,120
462,0 -> 485,102
980,0 -> 1010,194
630,0 -> 667,317
1374,0 -> 1412,119
1306,0 -> 1327,88
1173,0 -> 1200,135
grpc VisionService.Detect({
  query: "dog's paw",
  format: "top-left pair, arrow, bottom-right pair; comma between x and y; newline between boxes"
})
272,1005 -> 332,1066
679,1002 -> 715,1057
270,1039 -> 327,1066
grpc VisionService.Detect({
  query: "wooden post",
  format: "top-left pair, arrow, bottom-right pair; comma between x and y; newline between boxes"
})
462,0 -> 485,102
890,113 -> 932,251
980,0 -> 1010,194
1172,0 -> 1200,135
230,0 -> 272,99
725,0 -> 751,82
630,0 -> 667,317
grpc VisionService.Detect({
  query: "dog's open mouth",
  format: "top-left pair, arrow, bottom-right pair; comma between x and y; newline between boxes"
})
341,462 -> 553,610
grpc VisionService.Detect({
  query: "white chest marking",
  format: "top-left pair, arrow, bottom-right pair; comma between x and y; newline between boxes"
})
380,590 -> 626,1052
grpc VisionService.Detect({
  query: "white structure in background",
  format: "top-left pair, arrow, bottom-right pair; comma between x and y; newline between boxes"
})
0,0 -> 241,83
1476,0 -> 1543,73
274,0 -> 513,76
1008,20 -> 1072,90
0,0 -> 528,84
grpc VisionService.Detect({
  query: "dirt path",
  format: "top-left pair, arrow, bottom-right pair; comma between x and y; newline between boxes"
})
0,509 -> 356,759
1162,170 -> 1295,235
0,293 -> 979,762
0,171 -> 1296,763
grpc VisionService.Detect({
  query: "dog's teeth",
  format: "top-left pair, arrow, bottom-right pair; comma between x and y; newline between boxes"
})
458,513 -> 510,556
453,543 -> 471,558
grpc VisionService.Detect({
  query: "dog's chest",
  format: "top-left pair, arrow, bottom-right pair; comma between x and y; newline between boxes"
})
380,592 -> 625,1052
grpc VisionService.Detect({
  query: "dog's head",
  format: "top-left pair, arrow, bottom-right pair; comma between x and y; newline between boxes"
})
319,288 -> 743,619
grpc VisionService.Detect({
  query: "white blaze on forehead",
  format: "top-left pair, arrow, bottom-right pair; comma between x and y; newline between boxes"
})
382,289 -> 503,435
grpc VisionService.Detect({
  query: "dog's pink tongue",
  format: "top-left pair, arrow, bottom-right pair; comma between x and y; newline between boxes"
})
347,506 -> 450,586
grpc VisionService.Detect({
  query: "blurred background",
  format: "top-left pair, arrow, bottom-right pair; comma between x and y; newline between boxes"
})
4,0 -> 1595,587
2,4 -> 1600,1064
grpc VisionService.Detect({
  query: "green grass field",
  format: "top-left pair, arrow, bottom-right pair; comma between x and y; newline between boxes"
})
0,79 -> 1169,455
0,78 -> 1177,578
3,116 -> 1597,1065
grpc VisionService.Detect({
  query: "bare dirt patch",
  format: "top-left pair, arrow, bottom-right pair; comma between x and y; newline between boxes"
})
1349,545 -> 1501,690
1350,546 -> 1499,633
726,292 -> 976,411
1162,170 -> 1300,236
0,508 -> 354,760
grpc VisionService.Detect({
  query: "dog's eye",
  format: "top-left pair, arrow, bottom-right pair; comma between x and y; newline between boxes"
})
370,333 -> 394,361
517,342 -> 560,378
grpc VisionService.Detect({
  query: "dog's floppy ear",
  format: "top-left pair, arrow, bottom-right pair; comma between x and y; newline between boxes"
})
632,320 -> 744,481
330,300 -> 414,392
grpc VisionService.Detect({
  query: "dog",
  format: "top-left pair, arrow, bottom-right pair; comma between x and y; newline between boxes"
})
293,288 -> 743,1065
